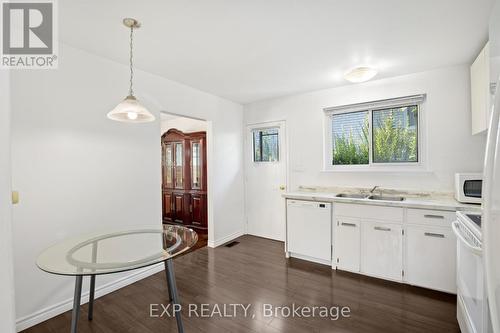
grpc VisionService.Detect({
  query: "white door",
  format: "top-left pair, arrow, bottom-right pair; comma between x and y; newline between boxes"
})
245,121 -> 287,241
361,221 -> 403,281
334,217 -> 361,272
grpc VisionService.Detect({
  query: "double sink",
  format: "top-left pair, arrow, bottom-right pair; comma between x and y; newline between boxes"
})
336,193 -> 406,202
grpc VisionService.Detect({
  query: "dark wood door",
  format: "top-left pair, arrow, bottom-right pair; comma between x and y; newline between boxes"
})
161,129 -> 207,232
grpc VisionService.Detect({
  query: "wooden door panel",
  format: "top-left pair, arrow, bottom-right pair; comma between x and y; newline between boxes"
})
163,192 -> 173,221
174,194 -> 184,223
190,194 -> 207,227
191,195 -> 202,225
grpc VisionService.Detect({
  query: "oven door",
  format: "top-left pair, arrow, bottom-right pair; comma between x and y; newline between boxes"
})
453,221 -> 484,333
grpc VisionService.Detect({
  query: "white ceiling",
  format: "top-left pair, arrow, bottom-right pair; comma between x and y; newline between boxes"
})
60,0 -> 494,104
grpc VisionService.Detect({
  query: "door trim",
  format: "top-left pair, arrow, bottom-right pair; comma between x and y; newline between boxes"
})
0,70 -> 16,332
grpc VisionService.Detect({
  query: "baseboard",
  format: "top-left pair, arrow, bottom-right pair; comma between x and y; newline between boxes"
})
207,229 -> 245,248
288,252 -> 331,266
15,263 -> 164,332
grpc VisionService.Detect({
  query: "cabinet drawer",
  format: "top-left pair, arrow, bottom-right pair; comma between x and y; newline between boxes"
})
406,208 -> 455,227
335,203 -> 403,222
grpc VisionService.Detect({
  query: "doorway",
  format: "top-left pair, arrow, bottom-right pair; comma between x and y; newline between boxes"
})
160,113 -> 209,250
245,121 -> 287,241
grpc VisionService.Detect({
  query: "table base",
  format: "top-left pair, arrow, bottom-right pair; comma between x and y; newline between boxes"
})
69,258 -> 183,333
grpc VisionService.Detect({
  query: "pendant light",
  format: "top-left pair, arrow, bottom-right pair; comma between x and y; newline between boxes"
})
107,18 -> 155,123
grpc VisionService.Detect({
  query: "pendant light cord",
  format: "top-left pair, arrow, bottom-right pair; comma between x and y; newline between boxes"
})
129,26 -> 134,97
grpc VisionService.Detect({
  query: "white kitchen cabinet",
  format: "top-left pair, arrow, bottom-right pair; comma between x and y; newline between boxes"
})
405,225 -> 456,293
286,200 -> 332,264
361,221 -> 403,281
471,42 -> 490,135
334,217 -> 360,272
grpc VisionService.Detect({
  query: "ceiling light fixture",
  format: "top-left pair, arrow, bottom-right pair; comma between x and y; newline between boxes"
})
107,18 -> 155,123
344,66 -> 378,83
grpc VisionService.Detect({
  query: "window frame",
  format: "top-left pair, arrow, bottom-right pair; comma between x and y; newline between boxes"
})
323,94 -> 426,172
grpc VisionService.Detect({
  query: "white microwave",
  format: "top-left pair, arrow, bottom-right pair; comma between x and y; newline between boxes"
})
455,173 -> 483,204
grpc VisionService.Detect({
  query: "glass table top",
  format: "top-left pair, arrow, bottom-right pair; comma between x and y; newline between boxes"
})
37,225 -> 198,276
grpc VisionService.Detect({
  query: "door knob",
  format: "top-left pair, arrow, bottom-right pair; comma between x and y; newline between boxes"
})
279,185 -> 286,191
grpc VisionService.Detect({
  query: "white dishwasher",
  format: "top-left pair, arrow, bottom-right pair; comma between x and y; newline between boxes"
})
286,199 -> 332,265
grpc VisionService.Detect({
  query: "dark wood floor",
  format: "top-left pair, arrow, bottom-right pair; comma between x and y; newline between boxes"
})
23,235 -> 459,333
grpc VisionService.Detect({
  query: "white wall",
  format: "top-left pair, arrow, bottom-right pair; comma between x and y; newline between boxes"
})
160,115 -> 207,134
0,70 -> 16,333
10,43 -> 244,329
244,65 -> 486,192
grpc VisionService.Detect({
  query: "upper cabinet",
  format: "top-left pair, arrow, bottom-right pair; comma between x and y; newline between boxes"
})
470,42 -> 490,135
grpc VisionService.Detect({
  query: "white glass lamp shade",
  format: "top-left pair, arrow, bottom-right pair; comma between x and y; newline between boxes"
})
107,95 -> 155,123
344,67 -> 378,83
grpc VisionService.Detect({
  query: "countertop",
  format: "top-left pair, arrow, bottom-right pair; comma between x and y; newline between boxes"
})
283,190 -> 481,212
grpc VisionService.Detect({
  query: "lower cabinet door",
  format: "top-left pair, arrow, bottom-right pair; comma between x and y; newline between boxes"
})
162,192 -> 173,222
405,225 -> 456,293
173,193 -> 184,223
190,194 -> 207,227
335,217 -> 361,272
361,221 -> 403,281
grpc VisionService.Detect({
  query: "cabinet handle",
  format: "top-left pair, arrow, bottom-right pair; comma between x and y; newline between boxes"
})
424,232 -> 445,238
341,222 -> 357,227
424,214 -> 445,219
374,226 -> 391,232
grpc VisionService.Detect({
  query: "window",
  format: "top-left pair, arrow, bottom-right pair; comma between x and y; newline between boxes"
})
325,95 -> 424,169
253,128 -> 279,162
332,111 -> 369,165
372,106 -> 418,163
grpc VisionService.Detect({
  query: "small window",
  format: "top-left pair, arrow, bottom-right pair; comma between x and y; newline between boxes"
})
253,128 -> 279,162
